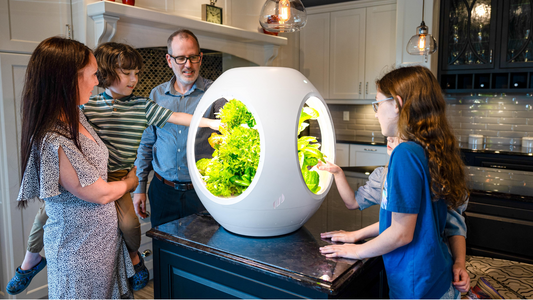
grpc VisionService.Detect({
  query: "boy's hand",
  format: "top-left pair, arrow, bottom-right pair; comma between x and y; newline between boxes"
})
452,262 -> 470,292
316,160 -> 342,174
133,193 -> 148,219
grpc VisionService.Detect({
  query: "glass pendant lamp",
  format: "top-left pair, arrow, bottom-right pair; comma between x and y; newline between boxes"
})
259,0 -> 307,33
406,0 -> 437,62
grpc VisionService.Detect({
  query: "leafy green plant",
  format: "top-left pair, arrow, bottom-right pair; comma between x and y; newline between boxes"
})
298,106 -> 326,193
196,99 -> 260,197
196,101 -> 326,197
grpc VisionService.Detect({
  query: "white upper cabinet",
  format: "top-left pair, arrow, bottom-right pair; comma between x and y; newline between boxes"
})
299,13 -> 330,99
364,4 -> 397,99
0,0 -> 72,53
300,1 -> 397,103
329,8 -> 366,100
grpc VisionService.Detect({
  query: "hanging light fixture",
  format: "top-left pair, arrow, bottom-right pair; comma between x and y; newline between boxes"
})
406,0 -> 437,62
259,0 -> 307,33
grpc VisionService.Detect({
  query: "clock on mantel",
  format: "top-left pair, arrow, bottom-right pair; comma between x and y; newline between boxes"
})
202,0 -> 223,25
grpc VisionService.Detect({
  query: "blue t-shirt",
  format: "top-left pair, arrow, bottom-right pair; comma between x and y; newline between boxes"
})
379,141 -> 452,299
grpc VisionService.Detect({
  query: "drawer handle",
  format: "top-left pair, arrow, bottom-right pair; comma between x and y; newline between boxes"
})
364,148 -> 377,152
141,249 -> 152,258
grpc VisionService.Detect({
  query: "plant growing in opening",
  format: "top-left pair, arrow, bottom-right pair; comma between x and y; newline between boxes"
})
196,99 -> 260,197
298,106 -> 326,193
196,101 -> 326,197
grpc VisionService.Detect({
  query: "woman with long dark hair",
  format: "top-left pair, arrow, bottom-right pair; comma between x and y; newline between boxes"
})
15,36 -> 138,299
320,66 -> 469,299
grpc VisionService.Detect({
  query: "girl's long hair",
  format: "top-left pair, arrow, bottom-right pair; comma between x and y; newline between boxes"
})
376,66 -> 468,209
19,37 -> 92,208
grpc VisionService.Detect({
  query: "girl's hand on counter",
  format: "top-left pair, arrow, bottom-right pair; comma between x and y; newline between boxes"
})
321,230 -> 359,243
319,243 -> 362,260
317,160 -> 342,175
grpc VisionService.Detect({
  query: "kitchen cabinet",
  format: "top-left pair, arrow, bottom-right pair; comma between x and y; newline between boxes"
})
439,0 -> 533,92
0,0 -> 73,53
300,1 -> 396,102
0,52 -> 50,299
349,144 -> 388,167
335,143 -> 350,166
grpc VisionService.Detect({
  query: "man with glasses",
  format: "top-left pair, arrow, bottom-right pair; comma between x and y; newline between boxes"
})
133,29 -> 226,227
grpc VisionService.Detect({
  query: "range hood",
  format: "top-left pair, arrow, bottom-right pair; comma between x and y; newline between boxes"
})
87,1 -> 287,66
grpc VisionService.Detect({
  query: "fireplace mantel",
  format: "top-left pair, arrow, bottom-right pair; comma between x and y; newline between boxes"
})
87,1 -> 287,66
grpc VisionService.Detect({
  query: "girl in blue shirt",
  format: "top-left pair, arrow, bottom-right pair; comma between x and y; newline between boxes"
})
319,66 -> 469,299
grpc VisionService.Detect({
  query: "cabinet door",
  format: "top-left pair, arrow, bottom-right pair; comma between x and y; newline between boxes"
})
365,4 -> 396,100
0,0 -> 71,53
440,0 -> 497,70
349,144 -> 388,167
300,13 -> 330,99
335,143 -> 350,166
0,53 -> 50,299
500,0 -> 533,69
329,9 -> 366,100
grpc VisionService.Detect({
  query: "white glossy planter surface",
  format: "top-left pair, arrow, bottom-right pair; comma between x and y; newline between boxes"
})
187,67 -> 336,237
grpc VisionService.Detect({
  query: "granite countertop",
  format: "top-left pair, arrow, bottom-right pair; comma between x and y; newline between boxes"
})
460,143 -> 533,156
147,213 -> 381,296
335,135 -> 386,146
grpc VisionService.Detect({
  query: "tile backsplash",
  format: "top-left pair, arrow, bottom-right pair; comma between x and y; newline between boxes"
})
446,94 -> 533,146
310,104 -> 384,142
314,94 -> 533,146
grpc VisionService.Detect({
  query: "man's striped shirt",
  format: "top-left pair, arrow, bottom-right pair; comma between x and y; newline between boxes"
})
82,92 -> 173,172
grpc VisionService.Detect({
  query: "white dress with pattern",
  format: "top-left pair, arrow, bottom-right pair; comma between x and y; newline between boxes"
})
17,110 -> 134,299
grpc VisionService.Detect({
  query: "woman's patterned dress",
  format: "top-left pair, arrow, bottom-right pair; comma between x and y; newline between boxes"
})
17,109 -> 134,299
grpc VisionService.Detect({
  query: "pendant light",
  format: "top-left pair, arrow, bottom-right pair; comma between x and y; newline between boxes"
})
406,0 -> 437,62
259,0 -> 307,33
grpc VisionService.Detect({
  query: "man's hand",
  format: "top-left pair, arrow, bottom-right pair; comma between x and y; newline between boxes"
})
133,193 -> 148,219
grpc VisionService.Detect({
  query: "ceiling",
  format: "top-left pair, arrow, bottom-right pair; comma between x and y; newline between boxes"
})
301,0 -> 355,7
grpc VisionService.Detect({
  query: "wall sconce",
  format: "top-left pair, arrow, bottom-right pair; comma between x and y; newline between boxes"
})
259,0 -> 307,33
406,0 -> 437,63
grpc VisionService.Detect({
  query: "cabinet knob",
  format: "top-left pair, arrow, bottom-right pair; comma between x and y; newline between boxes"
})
366,82 -> 368,94
480,83 -> 485,88
141,249 -> 152,258
363,148 -> 377,152
359,82 -> 362,94
514,83 -> 519,87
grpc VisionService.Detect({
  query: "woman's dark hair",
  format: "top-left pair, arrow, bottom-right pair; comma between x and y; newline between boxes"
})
94,42 -> 143,89
19,36 -> 92,208
376,66 -> 469,209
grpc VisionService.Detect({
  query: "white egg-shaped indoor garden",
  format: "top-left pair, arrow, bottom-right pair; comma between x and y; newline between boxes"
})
187,67 -> 335,237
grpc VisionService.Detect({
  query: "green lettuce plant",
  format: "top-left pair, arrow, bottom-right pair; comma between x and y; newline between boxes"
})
196,101 -> 326,197
196,99 -> 260,197
298,106 -> 325,193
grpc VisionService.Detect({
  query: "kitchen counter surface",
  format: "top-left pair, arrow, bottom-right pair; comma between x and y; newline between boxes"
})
147,213 -> 384,297
336,135 -> 386,146
460,144 -> 533,156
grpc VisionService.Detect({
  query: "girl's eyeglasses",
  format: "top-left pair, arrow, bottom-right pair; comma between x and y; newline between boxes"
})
372,97 -> 394,113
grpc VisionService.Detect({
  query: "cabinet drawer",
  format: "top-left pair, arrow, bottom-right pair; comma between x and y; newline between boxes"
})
349,144 -> 388,167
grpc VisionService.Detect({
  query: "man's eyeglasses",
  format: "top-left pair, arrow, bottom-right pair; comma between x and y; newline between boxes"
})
372,97 -> 394,113
169,54 -> 202,65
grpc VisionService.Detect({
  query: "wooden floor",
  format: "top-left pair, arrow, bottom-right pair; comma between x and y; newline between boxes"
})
133,280 -> 154,299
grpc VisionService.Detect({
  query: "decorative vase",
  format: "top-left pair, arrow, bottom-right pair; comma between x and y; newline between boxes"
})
122,0 -> 134,5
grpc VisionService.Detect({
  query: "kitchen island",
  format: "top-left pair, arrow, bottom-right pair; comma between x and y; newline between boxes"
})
147,212 -> 386,299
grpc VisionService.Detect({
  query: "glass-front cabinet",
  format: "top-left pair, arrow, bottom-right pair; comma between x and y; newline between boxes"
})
501,0 -> 533,68
441,0 -> 497,70
439,0 -> 533,92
